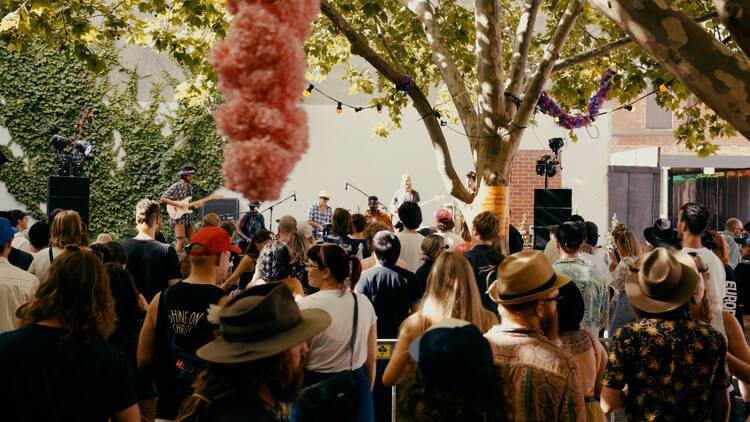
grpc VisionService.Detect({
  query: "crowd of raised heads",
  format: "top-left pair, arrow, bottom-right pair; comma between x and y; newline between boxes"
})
3,196 -> 750,422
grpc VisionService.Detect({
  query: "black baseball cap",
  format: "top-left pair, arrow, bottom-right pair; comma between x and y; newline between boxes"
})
555,221 -> 585,248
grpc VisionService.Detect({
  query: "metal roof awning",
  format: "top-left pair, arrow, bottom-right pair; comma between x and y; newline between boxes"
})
660,155 -> 750,169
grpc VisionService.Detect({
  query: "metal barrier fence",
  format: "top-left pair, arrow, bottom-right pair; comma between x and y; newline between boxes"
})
376,339 -> 398,422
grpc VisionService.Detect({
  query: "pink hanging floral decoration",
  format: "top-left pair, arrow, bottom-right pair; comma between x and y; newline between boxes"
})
212,0 -> 319,201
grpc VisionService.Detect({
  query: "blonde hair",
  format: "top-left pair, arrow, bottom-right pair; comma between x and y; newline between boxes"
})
689,254 -> 713,323
616,230 -> 641,257
414,252 -> 496,333
421,234 -> 445,262
50,210 -> 83,248
286,232 -> 310,264
202,213 -> 220,227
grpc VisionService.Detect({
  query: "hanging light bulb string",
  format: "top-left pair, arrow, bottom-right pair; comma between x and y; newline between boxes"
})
301,74 -> 676,136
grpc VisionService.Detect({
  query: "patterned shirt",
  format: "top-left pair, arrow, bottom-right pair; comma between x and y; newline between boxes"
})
161,181 -> 194,226
553,258 -> 608,336
484,327 -> 584,422
306,203 -> 332,237
602,317 -> 729,421
362,210 -> 392,230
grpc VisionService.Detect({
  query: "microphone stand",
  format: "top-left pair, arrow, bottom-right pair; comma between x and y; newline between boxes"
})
345,181 -> 390,213
260,193 -> 296,232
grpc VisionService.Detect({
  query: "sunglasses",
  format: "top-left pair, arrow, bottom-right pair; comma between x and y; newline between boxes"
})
542,295 -> 565,303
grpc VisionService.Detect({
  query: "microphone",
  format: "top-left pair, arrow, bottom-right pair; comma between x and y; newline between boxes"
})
292,192 -> 297,201
345,181 -> 349,191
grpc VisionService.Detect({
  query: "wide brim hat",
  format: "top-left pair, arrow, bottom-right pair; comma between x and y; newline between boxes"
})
179,166 -> 197,176
488,250 -> 571,305
643,218 -> 679,249
318,190 -> 330,199
625,248 -> 699,314
198,283 -> 331,363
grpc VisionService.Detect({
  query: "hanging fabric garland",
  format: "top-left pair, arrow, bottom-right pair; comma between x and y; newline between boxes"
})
536,70 -> 615,129
211,0 -> 319,201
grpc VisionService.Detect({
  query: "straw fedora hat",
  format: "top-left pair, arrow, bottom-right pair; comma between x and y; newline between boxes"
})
487,250 -> 571,305
625,248 -> 700,313
197,283 -> 331,363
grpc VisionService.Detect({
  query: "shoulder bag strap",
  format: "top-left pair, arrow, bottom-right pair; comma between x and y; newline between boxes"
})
349,291 -> 359,372
48,247 -> 54,264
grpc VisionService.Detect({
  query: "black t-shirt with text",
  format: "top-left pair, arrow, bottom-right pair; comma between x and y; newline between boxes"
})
356,264 -> 422,338
123,238 -> 182,302
0,324 -> 137,421
155,282 -> 225,419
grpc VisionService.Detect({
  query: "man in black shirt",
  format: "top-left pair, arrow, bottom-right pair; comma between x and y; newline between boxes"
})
464,211 -> 504,314
122,199 -> 181,302
356,230 -> 421,422
138,226 -> 238,420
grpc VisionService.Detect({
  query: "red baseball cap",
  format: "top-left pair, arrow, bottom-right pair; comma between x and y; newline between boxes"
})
435,209 -> 452,223
187,226 -> 242,256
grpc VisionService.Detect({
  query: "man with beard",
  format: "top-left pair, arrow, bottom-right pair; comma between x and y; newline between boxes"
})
174,283 -> 331,422
485,250 -> 584,421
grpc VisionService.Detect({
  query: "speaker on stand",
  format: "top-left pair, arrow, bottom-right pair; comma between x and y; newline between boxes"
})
47,176 -> 91,225
532,189 -> 572,250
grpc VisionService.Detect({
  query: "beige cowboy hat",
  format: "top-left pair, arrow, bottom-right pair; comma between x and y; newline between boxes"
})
625,248 -> 700,314
487,250 -> 571,305
318,190 -> 330,199
197,283 -> 331,363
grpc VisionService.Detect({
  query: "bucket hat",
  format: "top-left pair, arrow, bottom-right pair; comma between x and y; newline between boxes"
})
487,250 -> 571,305
625,248 -> 699,313
197,283 -> 331,363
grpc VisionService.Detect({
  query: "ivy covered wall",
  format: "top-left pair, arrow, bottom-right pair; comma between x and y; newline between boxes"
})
0,43 -> 226,240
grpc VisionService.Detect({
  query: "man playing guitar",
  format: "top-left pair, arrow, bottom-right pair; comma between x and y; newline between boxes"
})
392,173 -> 420,210
161,166 -> 202,253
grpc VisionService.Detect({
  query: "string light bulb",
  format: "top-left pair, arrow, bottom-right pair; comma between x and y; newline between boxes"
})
624,104 -> 633,111
659,84 -> 668,93
303,84 -> 313,97
590,117 -> 597,125
554,116 -> 560,123
352,107 -> 363,114
336,102 -> 342,114
377,104 -> 382,114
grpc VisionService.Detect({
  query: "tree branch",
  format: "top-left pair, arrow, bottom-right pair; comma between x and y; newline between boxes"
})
319,0 -> 473,203
510,0 -> 583,134
712,0 -> 750,58
586,0 -> 750,140
397,0 -> 480,146
475,0 -> 508,133
506,0 -> 541,97
372,17 -> 407,74
552,12 -> 719,74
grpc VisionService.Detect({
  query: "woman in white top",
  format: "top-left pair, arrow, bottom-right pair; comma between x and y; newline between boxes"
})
28,210 -> 83,280
292,244 -> 377,422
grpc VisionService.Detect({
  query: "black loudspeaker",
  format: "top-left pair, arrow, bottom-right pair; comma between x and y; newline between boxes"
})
47,176 -> 90,224
199,198 -> 239,222
533,188 -> 572,227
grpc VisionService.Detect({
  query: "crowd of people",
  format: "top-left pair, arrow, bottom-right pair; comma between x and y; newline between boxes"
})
1,191 -> 750,422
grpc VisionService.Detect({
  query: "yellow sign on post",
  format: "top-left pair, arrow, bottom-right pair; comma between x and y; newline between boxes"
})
478,185 -> 510,236
376,343 -> 392,359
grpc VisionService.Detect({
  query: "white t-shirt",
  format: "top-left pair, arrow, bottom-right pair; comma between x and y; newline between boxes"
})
11,232 -> 31,253
682,247 -> 726,338
297,290 -> 377,373
28,247 -> 64,281
396,232 -> 424,272
437,231 -> 464,251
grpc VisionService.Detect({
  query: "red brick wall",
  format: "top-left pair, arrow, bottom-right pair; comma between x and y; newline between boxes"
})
508,150 -> 562,232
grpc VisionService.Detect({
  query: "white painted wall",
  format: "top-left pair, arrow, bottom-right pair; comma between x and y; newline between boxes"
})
1,102 -> 612,241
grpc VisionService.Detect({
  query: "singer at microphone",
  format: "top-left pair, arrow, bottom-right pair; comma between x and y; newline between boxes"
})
306,189 -> 333,238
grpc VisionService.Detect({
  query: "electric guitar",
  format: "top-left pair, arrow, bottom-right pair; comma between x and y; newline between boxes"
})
167,195 -> 224,219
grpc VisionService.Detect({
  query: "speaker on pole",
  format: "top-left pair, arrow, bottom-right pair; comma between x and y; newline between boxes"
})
47,176 -> 90,224
532,188 -> 572,250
